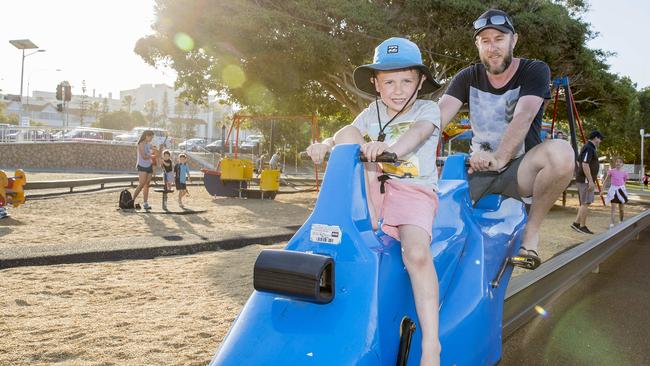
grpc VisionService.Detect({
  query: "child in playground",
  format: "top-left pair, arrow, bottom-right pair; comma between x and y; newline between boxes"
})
307,37 -> 442,365
132,130 -> 154,210
174,153 -> 191,206
161,150 -> 174,191
602,157 -> 629,227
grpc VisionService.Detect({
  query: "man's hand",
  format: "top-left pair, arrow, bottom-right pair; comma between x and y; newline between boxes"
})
306,143 -> 331,164
468,151 -> 505,174
361,141 -> 390,162
588,181 -> 596,192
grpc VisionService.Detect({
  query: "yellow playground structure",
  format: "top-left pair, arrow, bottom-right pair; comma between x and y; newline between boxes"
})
0,169 -> 27,218
203,157 -> 281,199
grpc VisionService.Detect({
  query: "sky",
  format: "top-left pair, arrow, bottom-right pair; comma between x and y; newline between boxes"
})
0,0 -> 647,101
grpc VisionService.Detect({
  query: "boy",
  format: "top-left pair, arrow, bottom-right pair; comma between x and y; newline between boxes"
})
307,37 -> 442,366
174,153 -> 191,206
161,150 -> 174,191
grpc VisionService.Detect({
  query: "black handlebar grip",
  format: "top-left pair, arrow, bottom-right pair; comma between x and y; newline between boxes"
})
359,151 -> 398,163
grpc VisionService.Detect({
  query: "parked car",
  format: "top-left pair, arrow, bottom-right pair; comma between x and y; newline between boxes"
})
114,127 -> 172,146
205,140 -> 237,153
239,140 -> 260,154
236,134 -> 262,154
179,138 -> 207,152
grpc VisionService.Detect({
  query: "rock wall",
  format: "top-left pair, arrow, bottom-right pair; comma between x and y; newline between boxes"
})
0,142 -> 206,172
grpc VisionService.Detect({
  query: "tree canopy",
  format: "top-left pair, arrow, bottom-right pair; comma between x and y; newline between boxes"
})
135,0 -> 645,161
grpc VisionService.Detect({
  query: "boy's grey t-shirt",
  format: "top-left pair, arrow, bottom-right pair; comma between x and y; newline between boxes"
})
352,99 -> 441,190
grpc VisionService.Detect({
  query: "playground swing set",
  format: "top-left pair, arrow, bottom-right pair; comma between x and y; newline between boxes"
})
0,169 -> 27,219
202,114 -> 320,199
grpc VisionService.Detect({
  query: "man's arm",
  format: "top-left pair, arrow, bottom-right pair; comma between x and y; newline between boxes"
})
438,95 -> 463,131
492,95 -> 544,168
582,162 -> 595,190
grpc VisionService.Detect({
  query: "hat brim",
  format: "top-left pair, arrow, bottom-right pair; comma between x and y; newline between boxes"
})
474,24 -> 513,38
353,62 -> 441,96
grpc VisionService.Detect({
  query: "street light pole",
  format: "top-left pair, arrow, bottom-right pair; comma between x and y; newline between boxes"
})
10,39 -> 45,127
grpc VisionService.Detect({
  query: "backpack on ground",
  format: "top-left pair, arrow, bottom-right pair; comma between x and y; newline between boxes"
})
119,189 -> 134,209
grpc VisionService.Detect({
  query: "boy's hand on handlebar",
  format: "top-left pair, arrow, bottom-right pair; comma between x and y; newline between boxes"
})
361,141 -> 391,162
306,143 -> 331,164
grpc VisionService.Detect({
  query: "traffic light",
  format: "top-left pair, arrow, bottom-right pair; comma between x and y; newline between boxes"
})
64,85 -> 72,102
56,84 -> 63,101
56,103 -> 63,112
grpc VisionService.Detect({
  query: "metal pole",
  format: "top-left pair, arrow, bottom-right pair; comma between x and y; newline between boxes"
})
642,129 -> 645,186
19,49 -> 25,101
19,49 -> 26,128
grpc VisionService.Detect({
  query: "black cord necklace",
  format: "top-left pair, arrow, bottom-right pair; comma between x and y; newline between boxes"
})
375,86 -> 419,142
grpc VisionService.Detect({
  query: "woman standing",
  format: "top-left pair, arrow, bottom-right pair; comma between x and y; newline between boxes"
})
132,130 -> 154,209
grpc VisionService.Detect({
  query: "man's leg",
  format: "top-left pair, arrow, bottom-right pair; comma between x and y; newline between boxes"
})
577,204 -> 590,226
399,224 -> 440,366
516,140 -> 575,251
334,126 -> 380,229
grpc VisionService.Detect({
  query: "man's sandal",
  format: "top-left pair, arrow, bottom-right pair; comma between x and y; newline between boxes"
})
511,247 -> 541,270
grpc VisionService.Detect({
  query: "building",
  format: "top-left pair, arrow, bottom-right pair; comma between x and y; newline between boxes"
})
1,84 -> 238,139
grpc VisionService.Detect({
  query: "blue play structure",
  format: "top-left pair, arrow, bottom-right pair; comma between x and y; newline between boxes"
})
209,144 -> 527,365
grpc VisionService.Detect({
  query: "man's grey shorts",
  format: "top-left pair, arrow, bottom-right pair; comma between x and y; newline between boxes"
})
468,155 -> 529,205
576,182 -> 595,205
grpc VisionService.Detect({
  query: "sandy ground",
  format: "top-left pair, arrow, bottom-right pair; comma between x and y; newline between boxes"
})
1,172 -> 648,365
1,243 -> 284,366
0,172 -> 316,249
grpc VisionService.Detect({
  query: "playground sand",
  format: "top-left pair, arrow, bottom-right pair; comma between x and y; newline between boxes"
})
0,243 -> 284,366
0,174 -> 316,249
1,173 -> 648,365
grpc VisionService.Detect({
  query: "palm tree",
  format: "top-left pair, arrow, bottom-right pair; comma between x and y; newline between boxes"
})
143,99 -> 160,127
122,95 -> 135,113
88,101 -> 101,126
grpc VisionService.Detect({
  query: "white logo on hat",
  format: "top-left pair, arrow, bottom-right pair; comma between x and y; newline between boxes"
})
387,45 -> 399,54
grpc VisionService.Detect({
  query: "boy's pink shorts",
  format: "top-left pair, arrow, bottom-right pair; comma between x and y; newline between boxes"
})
368,177 -> 439,241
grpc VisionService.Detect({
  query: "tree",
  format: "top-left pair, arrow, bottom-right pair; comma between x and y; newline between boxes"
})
88,101 -> 102,124
122,95 -> 135,113
79,80 -> 88,126
161,89 -> 170,128
136,1 -> 621,114
144,99 -> 160,127
102,97 -> 110,114
135,0 -> 643,160
0,102 -> 19,125
97,110 -> 137,131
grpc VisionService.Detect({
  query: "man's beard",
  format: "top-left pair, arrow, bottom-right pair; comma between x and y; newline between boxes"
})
481,48 -> 513,75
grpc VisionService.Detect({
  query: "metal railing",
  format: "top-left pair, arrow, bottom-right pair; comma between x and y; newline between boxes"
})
503,208 -> 650,337
24,175 -> 205,196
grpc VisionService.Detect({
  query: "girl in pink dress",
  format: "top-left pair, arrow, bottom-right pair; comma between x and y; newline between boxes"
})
603,157 -> 629,227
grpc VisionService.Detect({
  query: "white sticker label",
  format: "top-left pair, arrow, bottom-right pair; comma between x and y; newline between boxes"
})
310,224 -> 342,245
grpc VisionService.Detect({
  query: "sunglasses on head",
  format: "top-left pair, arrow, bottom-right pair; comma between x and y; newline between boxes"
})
473,15 -> 513,30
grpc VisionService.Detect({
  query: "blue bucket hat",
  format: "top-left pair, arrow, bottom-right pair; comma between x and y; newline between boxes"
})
353,37 -> 440,96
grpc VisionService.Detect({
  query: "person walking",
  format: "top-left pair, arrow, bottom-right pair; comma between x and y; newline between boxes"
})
132,130 -> 155,210
571,130 -> 604,234
602,156 -> 628,228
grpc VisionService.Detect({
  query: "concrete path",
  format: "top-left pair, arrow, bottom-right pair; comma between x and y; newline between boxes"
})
502,227 -> 650,365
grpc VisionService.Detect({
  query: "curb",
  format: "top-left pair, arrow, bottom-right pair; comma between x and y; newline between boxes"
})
0,225 -> 301,270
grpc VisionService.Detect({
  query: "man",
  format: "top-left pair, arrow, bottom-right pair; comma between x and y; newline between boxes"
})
572,131 -> 604,234
438,9 -> 575,268
269,151 -> 281,170
555,131 -> 566,140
